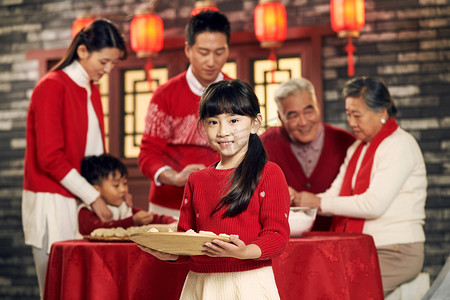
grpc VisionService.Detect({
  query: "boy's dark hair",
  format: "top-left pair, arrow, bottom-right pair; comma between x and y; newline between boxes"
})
81,154 -> 128,186
185,10 -> 231,47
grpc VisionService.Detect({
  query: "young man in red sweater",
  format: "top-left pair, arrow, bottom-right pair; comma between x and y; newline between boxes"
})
138,11 -> 232,218
260,77 -> 355,231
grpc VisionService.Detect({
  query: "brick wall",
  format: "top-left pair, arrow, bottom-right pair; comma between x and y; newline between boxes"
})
0,0 -> 449,298
321,0 -> 450,282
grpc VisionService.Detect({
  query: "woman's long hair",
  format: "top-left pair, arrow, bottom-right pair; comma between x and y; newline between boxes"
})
51,18 -> 127,72
199,80 -> 267,218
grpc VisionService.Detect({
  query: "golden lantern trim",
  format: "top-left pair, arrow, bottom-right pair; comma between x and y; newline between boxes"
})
194,0 -> 217,8
191,0 -> 219,16
258,0 -> 281,3
260,41 -> 283,49
337,30 -> 360,38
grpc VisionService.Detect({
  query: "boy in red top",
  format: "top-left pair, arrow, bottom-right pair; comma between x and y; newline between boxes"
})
78,154 -> 176,235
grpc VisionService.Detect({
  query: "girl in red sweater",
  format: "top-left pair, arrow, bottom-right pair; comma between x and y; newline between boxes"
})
139,80 -> 291,299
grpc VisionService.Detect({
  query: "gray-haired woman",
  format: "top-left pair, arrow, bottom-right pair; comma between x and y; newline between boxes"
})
294,76 -> 427,297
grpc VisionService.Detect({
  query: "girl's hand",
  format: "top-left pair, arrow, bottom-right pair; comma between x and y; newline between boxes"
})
202,235 -> 262,260
137,245 -> 179,261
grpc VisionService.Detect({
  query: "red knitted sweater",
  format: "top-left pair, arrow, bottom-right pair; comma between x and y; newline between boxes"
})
177,161 -> 291,273
23,70 -> 105,196
261,124 -> 354,193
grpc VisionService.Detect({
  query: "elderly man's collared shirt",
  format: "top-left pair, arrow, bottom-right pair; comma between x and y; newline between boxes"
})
289,123 -> 324,178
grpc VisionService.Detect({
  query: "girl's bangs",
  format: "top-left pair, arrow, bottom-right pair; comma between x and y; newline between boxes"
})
202,89 -> 252,118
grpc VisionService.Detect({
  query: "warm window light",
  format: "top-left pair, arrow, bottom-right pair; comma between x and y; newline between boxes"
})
191,0 -> 219,17
72,15 -> 95,38
254,0 -> 287,83
330,0 -> 365,76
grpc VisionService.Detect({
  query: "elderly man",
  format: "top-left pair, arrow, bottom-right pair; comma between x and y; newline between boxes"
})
260,77 -> 355,230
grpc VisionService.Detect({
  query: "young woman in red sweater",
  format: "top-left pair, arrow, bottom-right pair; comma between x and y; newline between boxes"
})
138,80 -> 291,299
22,19 -> 127,297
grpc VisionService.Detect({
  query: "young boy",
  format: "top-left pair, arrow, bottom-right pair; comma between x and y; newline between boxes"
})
78,154 -> 176,236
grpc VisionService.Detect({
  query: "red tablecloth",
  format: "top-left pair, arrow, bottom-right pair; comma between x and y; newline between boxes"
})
44,239 -> 189,300
273,232 -> 384,300
44,232 -> 383,300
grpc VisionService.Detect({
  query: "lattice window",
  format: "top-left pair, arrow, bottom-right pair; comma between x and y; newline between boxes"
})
222,61 -> 237,79
120,62 -> 237,158
97,75 -> 110,152
122,67 -> 169,158
252,56 -> 302,128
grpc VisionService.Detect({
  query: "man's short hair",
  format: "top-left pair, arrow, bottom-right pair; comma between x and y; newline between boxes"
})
185,10 -> 231,47
274,77 -> 317,104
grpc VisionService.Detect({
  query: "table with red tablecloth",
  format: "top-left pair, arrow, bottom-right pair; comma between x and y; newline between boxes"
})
44,232 -> 383,300
273,232 -> 383,299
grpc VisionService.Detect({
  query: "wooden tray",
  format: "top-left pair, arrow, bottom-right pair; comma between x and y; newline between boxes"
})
129,232 -> 231,256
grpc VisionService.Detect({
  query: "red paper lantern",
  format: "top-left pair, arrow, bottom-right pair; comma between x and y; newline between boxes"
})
254,0 -> 287,49
72,15 -> 95,38
330,0 -> 365,76
254,0 -> 287,83
130,12 -> 164,58
191,1 -> 219,17
330,0 -> 365,37
130,11 -> 164,90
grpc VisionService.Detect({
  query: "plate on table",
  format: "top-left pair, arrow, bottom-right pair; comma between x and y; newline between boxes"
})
129,232 -> 231,255
83,223 -> 178,242
83,235 -> 132,242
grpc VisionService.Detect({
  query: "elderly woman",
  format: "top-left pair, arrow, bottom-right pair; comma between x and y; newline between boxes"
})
294,76 -> 427,296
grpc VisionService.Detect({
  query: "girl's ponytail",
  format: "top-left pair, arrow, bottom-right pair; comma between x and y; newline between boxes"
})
215,133 -> 267,217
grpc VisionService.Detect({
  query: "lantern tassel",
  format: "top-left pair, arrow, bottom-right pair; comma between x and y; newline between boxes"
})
269,48 -> 277,84
145,57 -> 153,92
345,36 -> 356,77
